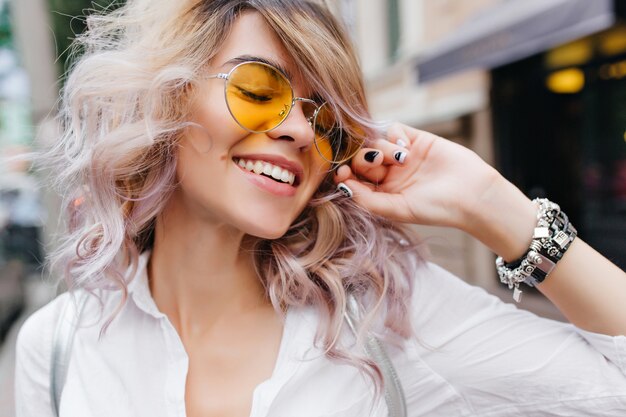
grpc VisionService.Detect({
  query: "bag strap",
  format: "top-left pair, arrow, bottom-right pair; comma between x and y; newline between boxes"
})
50,291 -> 89,417
344,295 -> 408,417
49,292 -> 406,417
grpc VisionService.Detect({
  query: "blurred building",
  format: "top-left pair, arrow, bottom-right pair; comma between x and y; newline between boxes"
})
7,0 -> 626,319
10,0 -> 64,263
346,0 -> 626,315
0,0 -> 52,344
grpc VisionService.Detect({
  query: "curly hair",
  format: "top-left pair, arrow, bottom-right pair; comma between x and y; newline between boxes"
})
41,0 -> 426,392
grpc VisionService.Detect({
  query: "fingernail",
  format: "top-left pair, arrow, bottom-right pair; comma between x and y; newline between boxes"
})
364,151 -> 379,163
393,150 -> 407,164
336,182 -> 353,198
397,139 -> 408,148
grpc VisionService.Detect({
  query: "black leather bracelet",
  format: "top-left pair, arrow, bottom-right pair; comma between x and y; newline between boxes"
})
523,210 -> 577,287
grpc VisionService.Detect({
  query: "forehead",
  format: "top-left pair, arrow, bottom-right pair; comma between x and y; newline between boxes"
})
211,11 -> 313,96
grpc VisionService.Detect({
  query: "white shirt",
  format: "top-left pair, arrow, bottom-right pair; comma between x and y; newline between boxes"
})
15,252 -> 626,416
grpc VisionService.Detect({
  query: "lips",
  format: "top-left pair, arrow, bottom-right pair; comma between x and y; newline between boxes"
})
232,153 -> 303,186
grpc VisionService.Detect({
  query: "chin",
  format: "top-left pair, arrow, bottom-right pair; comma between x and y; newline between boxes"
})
246,224 -> 291,240
232,200 -> 307,240
236,216 -> 293,240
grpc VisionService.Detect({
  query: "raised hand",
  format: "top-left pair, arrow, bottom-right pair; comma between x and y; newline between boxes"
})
334,123 -> 503,229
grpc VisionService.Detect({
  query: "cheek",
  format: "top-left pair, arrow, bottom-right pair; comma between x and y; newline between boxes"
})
299,156 -> 333,205
188,84 -> 240,146
308,151 -> 334,187
174,143 -> 217,207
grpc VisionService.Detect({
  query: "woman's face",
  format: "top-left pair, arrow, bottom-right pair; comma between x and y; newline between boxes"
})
175,11 -> 332,239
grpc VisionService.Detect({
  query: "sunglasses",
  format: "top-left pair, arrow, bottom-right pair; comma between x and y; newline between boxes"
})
208,61 -> 363,165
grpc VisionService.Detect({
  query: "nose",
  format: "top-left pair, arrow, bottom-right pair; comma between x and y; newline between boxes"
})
265,100 -> 315,152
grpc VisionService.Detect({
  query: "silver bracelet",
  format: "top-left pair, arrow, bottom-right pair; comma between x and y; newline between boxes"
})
495,198 -> 577,303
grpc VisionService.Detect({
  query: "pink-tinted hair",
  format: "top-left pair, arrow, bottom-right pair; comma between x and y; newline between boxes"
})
41,0 -> 426,394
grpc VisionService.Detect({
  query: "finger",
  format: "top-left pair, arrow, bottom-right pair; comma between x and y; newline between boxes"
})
333,164 -> 378,191
386,123 -> 414,148
340,178 -> 403,221
369,138 -> 408,165
397,125 -> 442,152
336,178 -> 376,197
333,163 -> 353,183
387,123 -> 445,163
350,148 -> 389,184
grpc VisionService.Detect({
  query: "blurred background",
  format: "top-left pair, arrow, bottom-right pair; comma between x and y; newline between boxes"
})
0,0 -> 625,414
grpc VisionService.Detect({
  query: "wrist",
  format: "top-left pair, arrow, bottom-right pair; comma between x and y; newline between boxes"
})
461,173 -> 536,262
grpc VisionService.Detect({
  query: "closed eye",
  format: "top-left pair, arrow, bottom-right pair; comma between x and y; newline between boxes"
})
235,86 -> 272,102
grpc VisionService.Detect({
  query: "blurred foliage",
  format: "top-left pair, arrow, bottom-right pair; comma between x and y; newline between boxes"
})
48,0 -> 124,79
0,2 -> 13,49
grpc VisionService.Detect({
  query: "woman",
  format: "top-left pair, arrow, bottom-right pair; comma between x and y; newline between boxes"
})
14,0 -> 626,416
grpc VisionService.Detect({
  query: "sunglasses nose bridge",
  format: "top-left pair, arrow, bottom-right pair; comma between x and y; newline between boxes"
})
260,98 -> 316,152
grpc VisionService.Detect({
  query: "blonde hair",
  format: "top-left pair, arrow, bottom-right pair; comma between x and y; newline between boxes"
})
43,0 -> 425,392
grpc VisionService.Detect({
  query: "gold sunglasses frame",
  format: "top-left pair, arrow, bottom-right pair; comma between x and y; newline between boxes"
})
208,60 -> 355,165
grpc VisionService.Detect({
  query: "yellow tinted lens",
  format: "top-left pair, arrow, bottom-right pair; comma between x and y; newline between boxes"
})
225,62 -> 293,132
314,103 -> 362,164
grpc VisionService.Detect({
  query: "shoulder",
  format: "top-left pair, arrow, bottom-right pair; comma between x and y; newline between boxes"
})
15,291 -> 74,368
14,291 -> 79,416
15,288 -> 104,369
17,291 -> 71,351
19,286 -> 124,339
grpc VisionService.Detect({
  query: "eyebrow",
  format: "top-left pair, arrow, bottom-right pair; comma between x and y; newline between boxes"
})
222,55 -> 293,80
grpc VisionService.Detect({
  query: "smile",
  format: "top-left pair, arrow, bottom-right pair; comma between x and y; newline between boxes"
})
233,157 -> 299,186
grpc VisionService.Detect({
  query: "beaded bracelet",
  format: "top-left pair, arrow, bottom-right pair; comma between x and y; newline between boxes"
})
495,198 -> 577,302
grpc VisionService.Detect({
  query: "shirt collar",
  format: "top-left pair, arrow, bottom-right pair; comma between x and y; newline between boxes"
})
127,250 -> 167,319
125,251 -> 319,362
124,249 -> 319,390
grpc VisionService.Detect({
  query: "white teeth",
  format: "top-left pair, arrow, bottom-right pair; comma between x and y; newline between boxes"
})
270,166 -> 282,181
253,160 -> 264,175
235,158 -> 297,186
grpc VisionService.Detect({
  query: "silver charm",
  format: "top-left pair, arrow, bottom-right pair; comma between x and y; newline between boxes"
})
513,285 -> 523,303
527,250 -> 542,265
533,227 -> 550,239
553,230 -> 569,248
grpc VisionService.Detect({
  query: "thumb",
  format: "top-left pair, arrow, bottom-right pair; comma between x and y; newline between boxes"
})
340,179 -> 401,221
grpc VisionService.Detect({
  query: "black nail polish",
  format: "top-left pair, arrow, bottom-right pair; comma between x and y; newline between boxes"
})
393,151 -> 407,164
337,183 -> 353,198
364,151 -> 379,163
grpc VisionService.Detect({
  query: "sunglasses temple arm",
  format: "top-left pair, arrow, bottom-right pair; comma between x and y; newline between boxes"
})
207,73 -> 229,80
